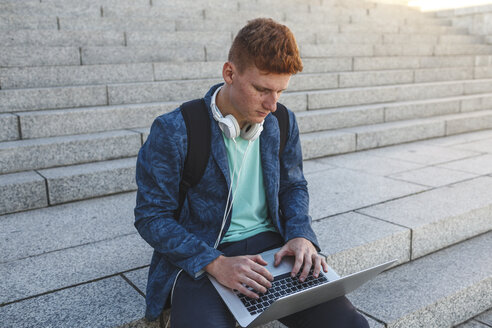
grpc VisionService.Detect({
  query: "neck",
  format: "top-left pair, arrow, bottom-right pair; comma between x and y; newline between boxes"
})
216,85 -> 247,128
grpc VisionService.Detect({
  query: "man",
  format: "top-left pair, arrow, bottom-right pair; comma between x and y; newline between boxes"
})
134,18 -> 369,328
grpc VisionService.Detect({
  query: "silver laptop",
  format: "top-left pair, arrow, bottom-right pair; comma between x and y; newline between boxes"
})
208,247 -> 396,328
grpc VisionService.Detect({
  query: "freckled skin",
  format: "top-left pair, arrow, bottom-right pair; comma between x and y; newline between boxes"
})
216,62 -> 291,128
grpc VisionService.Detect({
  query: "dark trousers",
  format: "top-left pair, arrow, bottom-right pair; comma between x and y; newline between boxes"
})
170,231 -> 369,328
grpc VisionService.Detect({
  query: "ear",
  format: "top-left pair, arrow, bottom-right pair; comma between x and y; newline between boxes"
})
222,62 -> 235,85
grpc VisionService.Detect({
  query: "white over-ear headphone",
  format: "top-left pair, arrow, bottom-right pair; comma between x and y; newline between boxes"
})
211,86 -> 263,141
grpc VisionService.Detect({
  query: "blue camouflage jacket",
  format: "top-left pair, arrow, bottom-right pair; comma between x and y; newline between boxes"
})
134,83 -> 320,321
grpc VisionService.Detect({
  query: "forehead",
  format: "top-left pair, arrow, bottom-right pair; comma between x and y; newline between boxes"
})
239,65 -> 291,91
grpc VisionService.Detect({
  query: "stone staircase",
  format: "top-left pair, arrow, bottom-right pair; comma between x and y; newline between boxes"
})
1,0 -> 492,327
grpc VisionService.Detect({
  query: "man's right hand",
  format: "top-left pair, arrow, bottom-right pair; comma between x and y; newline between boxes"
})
204,255 -> 273,299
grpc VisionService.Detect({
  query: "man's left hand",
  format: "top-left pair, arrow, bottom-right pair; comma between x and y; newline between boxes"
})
274,238 -> 329,282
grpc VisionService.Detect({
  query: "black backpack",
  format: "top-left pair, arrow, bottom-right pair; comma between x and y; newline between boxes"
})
175,98 -> 289,219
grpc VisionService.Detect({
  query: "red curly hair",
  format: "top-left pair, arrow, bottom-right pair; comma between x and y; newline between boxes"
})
228,18 -> 303,75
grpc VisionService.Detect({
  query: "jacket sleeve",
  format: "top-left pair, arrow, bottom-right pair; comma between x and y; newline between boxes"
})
134,113 -> 222,278
278,110 -> 320,251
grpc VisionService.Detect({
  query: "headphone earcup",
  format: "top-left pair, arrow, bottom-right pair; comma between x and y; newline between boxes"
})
240,123 -> 263,141
218,115 -> 240,139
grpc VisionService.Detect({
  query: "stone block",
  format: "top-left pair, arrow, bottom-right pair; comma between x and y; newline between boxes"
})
0,113 -> 19,141
296,105 -> 384,133
340,24 -> 399,33
475,55 -> 492,66
301,58 -> 352,73
383,33 -> 438,44
313,212 -> 410,276
108,79 -> 220,105
344,119 -> 445,151
136,128 -> 150,144
461,94 -> 492,112
0,30 -> 124,47
0,85 -> 107,113
39,157 -> 138,205
306,167 -> 426,220
19,103 -> 177,138
301,44 -> 374,57
289,73 -> 338,92
0,276 -> 146,328
350,232 -> 492,327
0,192 -> 136,263
399,25 -> 465,34
474,66 -> 492,79
384,98 -> 461,122
450,137 -> 492,153
154,61 -> 222,81
123,267 -> 149,296
0,233 -> 152,304
317,150 -> 423,176
0,130 -> 141,174
353,56 -> 420,71
477,309 -> 492,325
439,154 -> 492,175
373,44 -> 434,56
0,46 -> 79,67
445,110 -> 492,135
308,87 -> 397,110
414,67 -> 474,83
367,142 -> 479,165
81,45 -> 204,65
339,70 -> 414,88
0,171 -> 47,215
395,81 -> 464,102
359,177 -> 492,259
0,63 -> 154,89
387,166 -> 477,187
0,1 -> 99,17
102,5 -> 203,19
205,41 -> 232,61
419,55 -> 475,68
175,18 -> 242,32
456,321 -> 491,328
59,16 -> 175,31
435,44 -> 492,56
439,34 -> 483,44
300,131 -> 355,160
465,79 -> 492,95
0,15 -> 57,31
317,32 -> 382,44
126,31 -> 231,46
280,93 -> 308,112
302,159 -> 335,175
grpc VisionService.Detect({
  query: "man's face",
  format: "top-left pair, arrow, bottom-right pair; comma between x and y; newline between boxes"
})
226,63 -> 291,127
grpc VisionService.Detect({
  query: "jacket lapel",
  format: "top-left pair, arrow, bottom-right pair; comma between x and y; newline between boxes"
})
260,113 -> 280,218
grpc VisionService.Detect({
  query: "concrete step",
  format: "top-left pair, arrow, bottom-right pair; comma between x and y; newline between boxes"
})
306,79 -> 492,110
58,16 -> 175,31
0,46 -> 80,67
354,55 -> 492,70
0,30 -> 125,47
0,114 -> 18,142
2,129 -> 492,327
0,85 -> 107,113
0,1 -> 100,17
0,63 -> 154,89
0,15 -> 57,31
350,231 -> 492,327
0,130 -> 142,174
16,102 -> 177,139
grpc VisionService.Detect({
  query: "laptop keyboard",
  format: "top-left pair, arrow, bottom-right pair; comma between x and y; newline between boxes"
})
236,269 -> 329,315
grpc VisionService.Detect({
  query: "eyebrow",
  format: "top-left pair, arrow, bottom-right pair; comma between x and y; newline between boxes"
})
252,83 -> 287,93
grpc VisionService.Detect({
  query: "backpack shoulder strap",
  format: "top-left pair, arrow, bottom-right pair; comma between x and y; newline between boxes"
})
176,98 -> 211,220
272,103 -> 289,156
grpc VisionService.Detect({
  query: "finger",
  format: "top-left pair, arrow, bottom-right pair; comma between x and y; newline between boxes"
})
250,261 -> 274,282
321,257 -> 329,273
243,275 -> 269,295
249,254 -> 268,266
299,254 -> 312,282
291,253 -> 304,278
312,254 -> 322,278
274,248 -> 287,266
236,283 -> 259,299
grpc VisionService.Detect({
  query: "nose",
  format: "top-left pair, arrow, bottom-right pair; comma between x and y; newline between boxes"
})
263,92 -> 279,112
